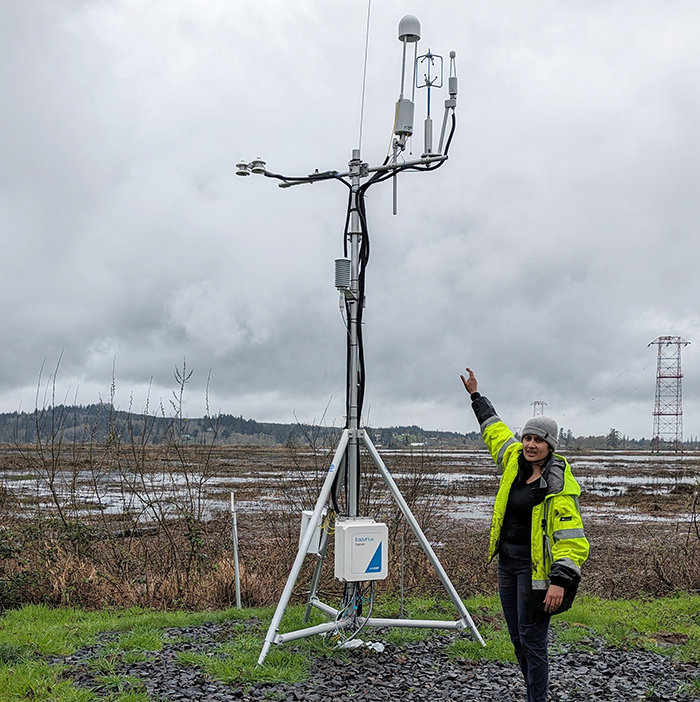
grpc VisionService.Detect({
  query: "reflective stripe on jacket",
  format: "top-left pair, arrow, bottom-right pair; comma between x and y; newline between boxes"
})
476,401 -> 589,591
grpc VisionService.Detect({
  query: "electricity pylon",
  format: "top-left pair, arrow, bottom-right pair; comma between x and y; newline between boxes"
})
531,400 -> 547,416
650,336 -> 690,452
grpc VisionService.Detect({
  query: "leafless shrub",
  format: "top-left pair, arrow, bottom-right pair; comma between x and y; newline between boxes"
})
641,487 -> 700,594
1,359 -> 228,610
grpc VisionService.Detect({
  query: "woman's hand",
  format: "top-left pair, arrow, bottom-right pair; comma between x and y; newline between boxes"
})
460,367 -> 478,395
543,584 -> 565,613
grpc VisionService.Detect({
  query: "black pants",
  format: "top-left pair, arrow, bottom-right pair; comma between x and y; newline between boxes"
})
498,541 -> 551,702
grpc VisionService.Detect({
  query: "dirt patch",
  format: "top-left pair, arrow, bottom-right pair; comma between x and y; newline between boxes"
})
649,631 -> 690,645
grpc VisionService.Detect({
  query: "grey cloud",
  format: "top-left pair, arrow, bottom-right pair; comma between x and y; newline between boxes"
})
2,1 -> 700,440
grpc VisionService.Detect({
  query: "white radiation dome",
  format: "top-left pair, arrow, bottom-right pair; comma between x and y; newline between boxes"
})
398,15 -> 421,43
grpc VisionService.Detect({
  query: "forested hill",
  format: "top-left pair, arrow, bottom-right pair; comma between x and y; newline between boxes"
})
0,405 -> 481,448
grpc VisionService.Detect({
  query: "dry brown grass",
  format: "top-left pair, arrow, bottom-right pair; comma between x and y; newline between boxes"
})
1,443 -> 699,611
3,507 -> 698,612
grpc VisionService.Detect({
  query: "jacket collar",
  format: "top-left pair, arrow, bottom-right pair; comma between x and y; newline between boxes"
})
526,454 -> 565,495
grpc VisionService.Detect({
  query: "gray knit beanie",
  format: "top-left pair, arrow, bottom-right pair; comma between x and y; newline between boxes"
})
521,416 -> 558,451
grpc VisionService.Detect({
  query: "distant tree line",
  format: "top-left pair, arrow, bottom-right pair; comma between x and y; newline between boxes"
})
0,405 -> 481,448
0,406 -> 682,450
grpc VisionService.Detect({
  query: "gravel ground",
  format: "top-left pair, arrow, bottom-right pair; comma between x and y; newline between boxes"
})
51,620 -> 700,701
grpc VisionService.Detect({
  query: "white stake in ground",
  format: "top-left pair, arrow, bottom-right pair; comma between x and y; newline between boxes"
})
230,492 -> 241,610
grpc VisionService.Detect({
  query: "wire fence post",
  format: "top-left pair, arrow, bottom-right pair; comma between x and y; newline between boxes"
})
231,491 -> 242,609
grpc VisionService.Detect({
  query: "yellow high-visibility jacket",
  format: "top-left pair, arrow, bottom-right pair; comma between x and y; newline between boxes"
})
473,394 -> 589,612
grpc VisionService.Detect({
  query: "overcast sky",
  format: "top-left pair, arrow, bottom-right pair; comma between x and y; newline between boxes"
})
2,0 -> 700,440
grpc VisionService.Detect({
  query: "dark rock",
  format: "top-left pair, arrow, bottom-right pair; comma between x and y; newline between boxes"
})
46,621 -> 700,702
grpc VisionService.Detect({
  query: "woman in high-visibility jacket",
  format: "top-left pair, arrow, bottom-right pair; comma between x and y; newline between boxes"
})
461,368 -> 589,702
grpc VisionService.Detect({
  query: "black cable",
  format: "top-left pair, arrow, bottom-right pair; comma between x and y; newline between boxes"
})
355,188 -> 370,421
331,478 -> 341,515
334,117 -> 457,509
444,111 -> 457,155
263,170 -> 353,190
342,188 -> 353,258
355,111 -> 457,186
337,189 -> 356,513
342,194 -> 357,427
418,111 -> 457,172
341,183 -> 372,429
337,180 -> 372,510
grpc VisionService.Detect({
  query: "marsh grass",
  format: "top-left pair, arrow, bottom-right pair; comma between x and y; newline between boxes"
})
2,429 -> 699,609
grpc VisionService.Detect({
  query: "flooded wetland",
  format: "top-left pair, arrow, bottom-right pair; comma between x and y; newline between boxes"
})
2,444 -> 696,526
0,443 -> 698,607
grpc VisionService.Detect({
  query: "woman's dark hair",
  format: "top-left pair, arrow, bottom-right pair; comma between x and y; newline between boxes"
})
515,449 -> 552,487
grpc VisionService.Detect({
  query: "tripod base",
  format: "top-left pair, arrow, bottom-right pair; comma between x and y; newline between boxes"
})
257,428 -> 484,665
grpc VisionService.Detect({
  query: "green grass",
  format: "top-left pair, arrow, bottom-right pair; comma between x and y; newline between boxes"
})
450,592 -> 700,664
1,595 -> 699,701
91,673 -> 146,695
678,677 -> 700,697
0,604 -> 234,658
117,625 -> 164,652
0,604 -> 265,702
179,606 -> 350,686
558,593 -> 700,662
0,661 -> 94,702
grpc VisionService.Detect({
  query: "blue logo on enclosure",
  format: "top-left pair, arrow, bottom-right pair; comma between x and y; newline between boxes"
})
365,542 -> 382,573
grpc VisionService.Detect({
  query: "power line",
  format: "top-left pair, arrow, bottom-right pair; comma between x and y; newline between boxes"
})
560,345 -> 655,420
584,373 -> 655,415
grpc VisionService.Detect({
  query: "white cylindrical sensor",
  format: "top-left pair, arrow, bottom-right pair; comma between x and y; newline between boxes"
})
335,257 -> 351,290
424,116 -> 433,154
395,98 -> 415,136
449,75 -> 458,97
